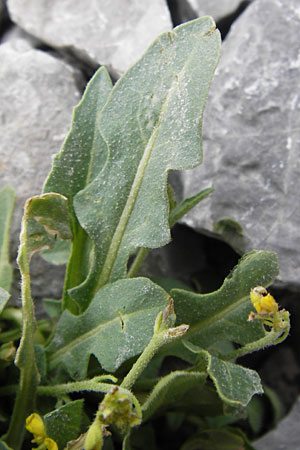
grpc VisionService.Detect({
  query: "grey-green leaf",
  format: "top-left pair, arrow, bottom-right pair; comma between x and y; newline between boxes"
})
185,344 -> 263,407
71,17 -> 221,307
43,66 -> 113,200
44,399 -> 84,449
47,278 -> 169,378
171,250 -> 279,350
0,185 -> 15,293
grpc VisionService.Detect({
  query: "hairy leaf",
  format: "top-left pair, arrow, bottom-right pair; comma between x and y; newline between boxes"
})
185,343 -> 263,407
70,17 -> 221,309
43,67 -> 112,311
0,185 -> 15,293
43,66 -> 112,201
142,370 -> 206,421
171,250 -> 279,349
44,399 -> 84,449
47,278 -> 169,378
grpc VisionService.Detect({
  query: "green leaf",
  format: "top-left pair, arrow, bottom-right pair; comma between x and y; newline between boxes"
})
185,343 -> 263,407
171,250 -> 279,350
169,187 -> 214,227
47,278 -> 169,378
43,66 -> 113,201
18,194 -> 72,268
44,399 -> 84,449
43,67 -> 113,312
70,17 -> 221,309
0,185 -> 15,294
142,370 -> 206,421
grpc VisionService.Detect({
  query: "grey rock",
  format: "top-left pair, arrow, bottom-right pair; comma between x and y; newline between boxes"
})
1,24 -> 41,47
0,42 -> 82,299
180,0 -> 300,287
7,0 -> 172,77
176,0 -> 246,23
254,397 -> 300,450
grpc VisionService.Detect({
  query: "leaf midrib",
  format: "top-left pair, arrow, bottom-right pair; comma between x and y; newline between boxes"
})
96,27 -> 216,289
187,293 -> 249,337
47,305 -> 161,369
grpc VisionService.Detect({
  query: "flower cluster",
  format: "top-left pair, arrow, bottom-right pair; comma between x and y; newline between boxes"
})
25,413 -> 58,450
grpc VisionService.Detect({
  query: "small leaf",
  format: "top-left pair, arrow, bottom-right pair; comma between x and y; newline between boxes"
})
172,250 -> 279,350
44,399 -> 84,449
26,193 -> 72,241
142,370 -> 206,421
185,344 -> 263,407
0,185 -> 15,293
47,278 -> 169,378
169,187 -> 214,227
70,17 -> 221,309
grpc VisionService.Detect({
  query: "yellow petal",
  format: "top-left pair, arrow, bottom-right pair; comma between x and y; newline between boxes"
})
25,413 -> 46,438
44,437 -> 59,450
250,286 -> 278,314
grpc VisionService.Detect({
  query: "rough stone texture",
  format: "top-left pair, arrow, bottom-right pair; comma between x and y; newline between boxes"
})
255,397 -> 300,449
0,42 -> 82,299
7,0 -> 172,77
176,0 -> 245,23
180,0 -> 300,287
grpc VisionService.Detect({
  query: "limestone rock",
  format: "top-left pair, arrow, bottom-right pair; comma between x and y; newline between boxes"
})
255,397 -> 300,450
176,0 -> 246,23
0,42 -> 82,298
179,0 -> 300,287
7,0 -> 172,77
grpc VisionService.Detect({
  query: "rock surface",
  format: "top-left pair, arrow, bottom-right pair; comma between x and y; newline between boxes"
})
0,42 -> 82,298
180,0 -> 300,288
7,0 -> 172,77
176,0 -> 246,23
255,397 -> 300,449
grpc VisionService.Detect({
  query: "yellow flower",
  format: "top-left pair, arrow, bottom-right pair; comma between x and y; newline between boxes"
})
44,437 -> 58,450
250,286 -> 278,314
26,413 -> 58,450
26,413 -> 46,445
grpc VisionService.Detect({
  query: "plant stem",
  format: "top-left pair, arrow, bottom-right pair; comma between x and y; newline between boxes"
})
62,221 -> 89,313
127,247 -> 149,278
121,333 -> 165,391
4,213 -> 39,450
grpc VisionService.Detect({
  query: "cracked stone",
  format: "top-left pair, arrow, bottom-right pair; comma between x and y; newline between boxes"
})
176,0 -> 246,23
0,42 -> 82,299
7,0 -> 172,77
179,0 -> 300,288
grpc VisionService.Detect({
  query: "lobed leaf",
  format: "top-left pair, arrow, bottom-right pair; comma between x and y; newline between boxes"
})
0,185 -> 15,294
185,343 -> 263,407
47,278 -> 169,378
70,17 -> 221,309
171,250 -> 279,350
